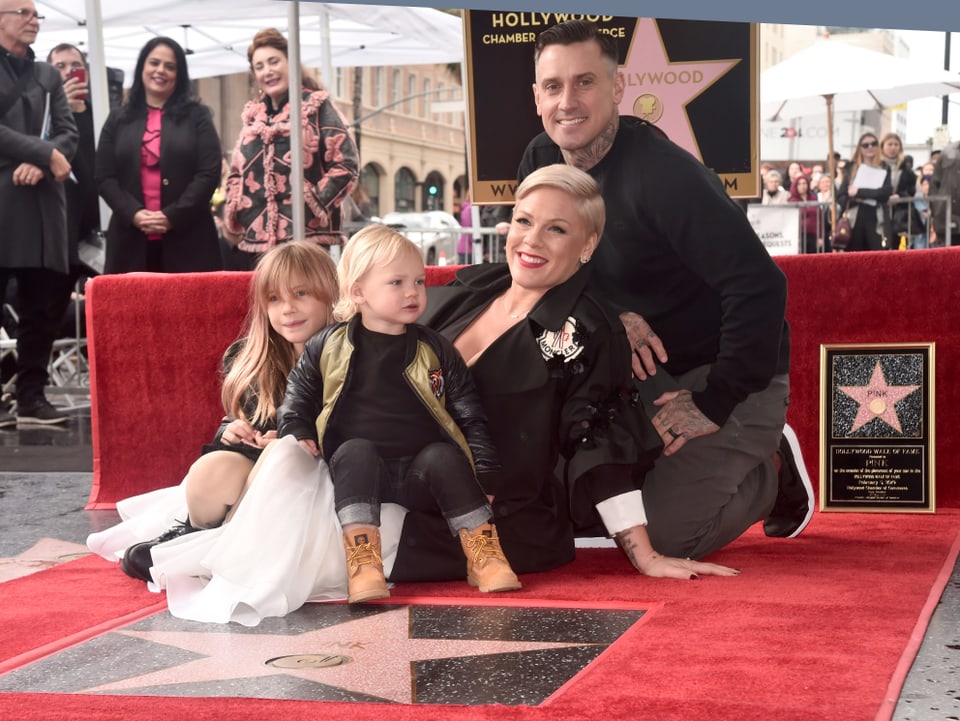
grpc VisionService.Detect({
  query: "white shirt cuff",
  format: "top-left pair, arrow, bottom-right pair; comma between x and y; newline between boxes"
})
595,490 -> 648,536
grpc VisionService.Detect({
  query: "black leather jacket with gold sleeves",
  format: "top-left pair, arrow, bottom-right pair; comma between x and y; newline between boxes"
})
277,316 -> 499,479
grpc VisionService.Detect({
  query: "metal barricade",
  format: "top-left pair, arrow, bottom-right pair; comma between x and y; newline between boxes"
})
747,194 -> 952,254
891,193 -> 952,249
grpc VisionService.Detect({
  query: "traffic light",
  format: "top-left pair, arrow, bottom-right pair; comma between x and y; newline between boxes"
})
427,184 -> 438,196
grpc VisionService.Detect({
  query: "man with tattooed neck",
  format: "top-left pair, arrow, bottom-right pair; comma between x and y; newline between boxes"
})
518,20 -> 812,567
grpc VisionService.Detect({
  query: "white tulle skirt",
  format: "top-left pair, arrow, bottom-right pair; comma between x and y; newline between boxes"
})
86,436 -> 406,626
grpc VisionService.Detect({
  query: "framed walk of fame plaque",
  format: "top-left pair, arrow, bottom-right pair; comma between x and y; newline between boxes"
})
820,343 -> 935,513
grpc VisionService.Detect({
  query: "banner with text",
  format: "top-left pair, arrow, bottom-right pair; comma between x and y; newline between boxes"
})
463,12 -> 759,204
760,110 -> 863,164
747,204 -> 801,256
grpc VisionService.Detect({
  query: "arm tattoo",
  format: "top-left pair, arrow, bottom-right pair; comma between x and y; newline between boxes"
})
615,530 -> 644,573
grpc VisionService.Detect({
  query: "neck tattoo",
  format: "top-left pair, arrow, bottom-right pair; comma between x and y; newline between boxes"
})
565,117 -> 619,171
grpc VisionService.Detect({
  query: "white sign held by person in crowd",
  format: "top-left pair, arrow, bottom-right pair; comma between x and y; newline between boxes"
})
747,205 -> 801,256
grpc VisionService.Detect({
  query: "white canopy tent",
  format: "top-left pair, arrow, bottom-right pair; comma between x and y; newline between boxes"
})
761,40 -> 960,122
36,1 -> 464,82
761,39 -> 960,232
34,1 -> 464,241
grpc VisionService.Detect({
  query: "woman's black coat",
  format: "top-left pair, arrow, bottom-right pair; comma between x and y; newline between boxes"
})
96,102 -> 222,273
388,263 -> 661,580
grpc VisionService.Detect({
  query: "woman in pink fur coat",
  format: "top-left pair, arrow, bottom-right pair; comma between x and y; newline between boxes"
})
223,28 -> 359,270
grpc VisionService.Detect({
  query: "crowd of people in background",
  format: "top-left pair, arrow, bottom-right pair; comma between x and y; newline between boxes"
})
758,134 -> 952,253
0,5 -> 359,426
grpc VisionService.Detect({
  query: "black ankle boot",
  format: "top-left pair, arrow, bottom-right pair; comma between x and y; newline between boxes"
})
120,519 -> 200,581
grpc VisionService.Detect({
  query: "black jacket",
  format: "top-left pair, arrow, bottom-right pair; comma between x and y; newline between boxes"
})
389,264 -> 661,580
889,160 -> 924,238
96,102 -> 222,273
519,117 -> 790,426
278,317 -> 499,478
0,48 -> 77,272
836,163 -> 893,249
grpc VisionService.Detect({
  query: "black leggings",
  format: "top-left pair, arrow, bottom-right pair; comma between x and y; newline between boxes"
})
329,438 -> 492,536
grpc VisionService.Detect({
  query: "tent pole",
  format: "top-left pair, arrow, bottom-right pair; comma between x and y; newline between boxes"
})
825,93 -> 837,247
318,5 -> 332,91
82,0 -> 108,137
85,0 -> 111,229
287,1 -> 305,243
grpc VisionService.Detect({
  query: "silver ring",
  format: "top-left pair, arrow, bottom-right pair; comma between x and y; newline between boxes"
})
667,427 -> 681,440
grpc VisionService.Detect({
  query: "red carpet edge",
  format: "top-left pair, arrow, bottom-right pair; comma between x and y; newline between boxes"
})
876,524 -> 960,721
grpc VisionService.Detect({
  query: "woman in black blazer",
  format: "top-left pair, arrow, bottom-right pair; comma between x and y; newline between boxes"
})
96,37 -> 222,273
836,132 -> 892,252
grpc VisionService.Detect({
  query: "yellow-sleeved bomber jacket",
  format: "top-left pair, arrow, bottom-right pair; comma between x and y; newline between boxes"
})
276,317 -> 499,480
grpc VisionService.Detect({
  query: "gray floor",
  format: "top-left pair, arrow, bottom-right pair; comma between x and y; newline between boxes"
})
1,394 -> 959,716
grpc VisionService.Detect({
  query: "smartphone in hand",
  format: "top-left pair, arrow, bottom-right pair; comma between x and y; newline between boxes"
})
68,66 -> 87,101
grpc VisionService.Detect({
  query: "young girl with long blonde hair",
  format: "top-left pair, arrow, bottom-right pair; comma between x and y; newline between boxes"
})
87,243 -> 345,625
114,241 -> 338,581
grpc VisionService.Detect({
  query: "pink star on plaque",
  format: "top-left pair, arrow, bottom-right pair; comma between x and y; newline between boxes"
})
838,361 -> 920,434
617,18 -> 738,160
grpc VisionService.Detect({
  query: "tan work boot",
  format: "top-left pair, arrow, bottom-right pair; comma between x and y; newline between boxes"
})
458,523 -> 522,593
343,526 -> 389,603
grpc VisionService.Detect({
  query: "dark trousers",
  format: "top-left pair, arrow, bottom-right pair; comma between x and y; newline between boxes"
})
329,438 -> 492,536
850,207 -> 884,252
0,267 -> 72,405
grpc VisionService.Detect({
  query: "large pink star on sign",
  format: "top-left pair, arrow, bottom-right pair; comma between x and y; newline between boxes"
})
838,361 -> 920,434
617,18 -> 738,161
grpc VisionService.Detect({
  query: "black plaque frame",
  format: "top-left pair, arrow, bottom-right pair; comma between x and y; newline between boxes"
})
819,343 -> 935,513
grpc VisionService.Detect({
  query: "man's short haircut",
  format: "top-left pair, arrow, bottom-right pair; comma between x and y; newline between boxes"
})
533,20 -> 619,69
46,43 -> 87,67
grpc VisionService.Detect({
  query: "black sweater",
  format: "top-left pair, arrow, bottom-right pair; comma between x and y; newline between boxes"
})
519,116 -> 790,425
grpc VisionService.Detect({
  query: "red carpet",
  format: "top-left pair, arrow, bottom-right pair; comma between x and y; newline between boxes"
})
1,511 -> 958,721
